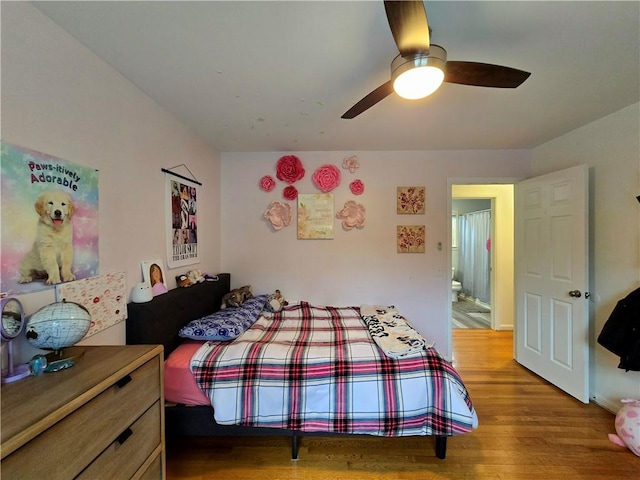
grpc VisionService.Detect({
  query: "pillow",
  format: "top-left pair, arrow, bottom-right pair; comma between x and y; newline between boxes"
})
178,294 -> 268,341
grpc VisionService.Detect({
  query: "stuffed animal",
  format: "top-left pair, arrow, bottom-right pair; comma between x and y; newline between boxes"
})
238,285 -> 253,301
187,269 -> 205,285
265,289 -> 288,313
609,399 -> 640,456
220,285 -> 253,309
274,289 -> 287,306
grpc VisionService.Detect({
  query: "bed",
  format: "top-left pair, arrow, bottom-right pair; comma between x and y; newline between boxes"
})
126,274 -> 478,460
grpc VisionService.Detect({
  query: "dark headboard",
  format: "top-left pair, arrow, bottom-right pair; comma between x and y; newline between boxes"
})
126,273 -> 230,358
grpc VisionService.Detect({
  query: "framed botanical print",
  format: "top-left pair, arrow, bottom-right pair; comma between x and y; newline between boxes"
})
397,225 -> 426,253
397,186 -> 425,214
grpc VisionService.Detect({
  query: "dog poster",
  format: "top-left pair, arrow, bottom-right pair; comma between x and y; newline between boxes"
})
0,142 -> 99,294
166,175 -> 199,268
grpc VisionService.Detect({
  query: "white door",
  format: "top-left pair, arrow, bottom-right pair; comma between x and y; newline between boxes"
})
515,165 -> 589,403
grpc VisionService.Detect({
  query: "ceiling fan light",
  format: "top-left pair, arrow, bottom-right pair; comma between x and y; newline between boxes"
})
391,45 -> 447,100
393,66 -> 444,99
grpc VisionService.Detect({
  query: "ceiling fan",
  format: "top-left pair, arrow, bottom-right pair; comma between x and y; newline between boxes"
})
341,0 -> 531,119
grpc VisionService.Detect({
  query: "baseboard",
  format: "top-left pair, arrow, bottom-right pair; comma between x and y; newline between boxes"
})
495,325 -> 514,331
590,395 -> 619,414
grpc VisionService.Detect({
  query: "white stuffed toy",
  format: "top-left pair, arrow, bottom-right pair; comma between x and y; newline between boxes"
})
264,289 -> 288,313
187,269 -> 205,285
609,399 -> 640,456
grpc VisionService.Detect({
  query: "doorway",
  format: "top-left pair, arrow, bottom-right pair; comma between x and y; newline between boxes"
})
452,198 -> 492,328
450,169 -> 589,403
449,184 -> 515,334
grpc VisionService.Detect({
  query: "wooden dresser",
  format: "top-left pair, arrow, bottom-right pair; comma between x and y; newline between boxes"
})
1,344 -> 165,479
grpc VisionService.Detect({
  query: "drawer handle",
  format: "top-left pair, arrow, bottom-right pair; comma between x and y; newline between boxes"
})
116,428 -> 133,445
115,374 -> 132,389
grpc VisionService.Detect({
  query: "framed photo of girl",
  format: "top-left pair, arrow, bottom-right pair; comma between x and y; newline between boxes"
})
141,259 -> 168,296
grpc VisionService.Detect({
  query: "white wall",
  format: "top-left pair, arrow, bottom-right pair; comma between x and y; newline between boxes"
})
531,103 -> 640,410
1,3 -> 222,361
221,151 -> 530,359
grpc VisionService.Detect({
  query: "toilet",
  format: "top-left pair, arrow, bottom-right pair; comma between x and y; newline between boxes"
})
452,268 -> 462,302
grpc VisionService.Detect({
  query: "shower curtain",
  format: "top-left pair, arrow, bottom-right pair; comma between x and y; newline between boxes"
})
458,209 -> 491,304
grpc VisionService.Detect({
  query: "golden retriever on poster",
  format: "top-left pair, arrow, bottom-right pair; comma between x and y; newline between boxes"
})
19,190 -> 76,285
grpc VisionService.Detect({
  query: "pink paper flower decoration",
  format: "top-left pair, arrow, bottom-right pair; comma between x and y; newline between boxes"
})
276,155 -> 305,184
312,164 -> 341,192
263,201 -> 292,231
259,175 -> 276,192
349,179 -> 365,195
337,201 -> 365,230
342,155 -> 360,173
283,185 -> 298,200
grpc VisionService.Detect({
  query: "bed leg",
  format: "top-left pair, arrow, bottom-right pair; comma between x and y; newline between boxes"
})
435,436 -> 447,459
291,432 -> 299,460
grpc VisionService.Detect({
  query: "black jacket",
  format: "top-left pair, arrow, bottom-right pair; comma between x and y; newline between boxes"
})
597,287 -> 640,372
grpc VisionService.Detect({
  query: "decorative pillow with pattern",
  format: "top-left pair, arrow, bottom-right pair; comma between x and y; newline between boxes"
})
179,294 -> 268,341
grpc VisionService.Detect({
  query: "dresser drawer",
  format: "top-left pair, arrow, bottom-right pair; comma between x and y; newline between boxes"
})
2,357 -> 160,480
77,401 -> 161,480
139,453 -> 163,480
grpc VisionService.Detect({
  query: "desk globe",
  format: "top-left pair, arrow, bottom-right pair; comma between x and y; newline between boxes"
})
26,301 -> 91,365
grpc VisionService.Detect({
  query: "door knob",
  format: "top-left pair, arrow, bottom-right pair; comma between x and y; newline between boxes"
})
568,290 -> 582,298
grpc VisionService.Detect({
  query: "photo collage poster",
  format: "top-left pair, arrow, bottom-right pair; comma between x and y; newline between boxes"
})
166,176 -> 199,268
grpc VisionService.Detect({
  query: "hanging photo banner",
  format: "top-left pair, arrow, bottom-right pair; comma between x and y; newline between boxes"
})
165,174 -> 199,268
0,142 -> 99,295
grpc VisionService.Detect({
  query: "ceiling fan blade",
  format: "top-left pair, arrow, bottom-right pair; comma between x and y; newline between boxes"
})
444,61 -> 531,88
384,0 -> 430,55
341,81 -> 394,119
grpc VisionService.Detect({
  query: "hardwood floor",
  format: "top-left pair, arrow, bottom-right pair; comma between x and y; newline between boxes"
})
166,330 -> 639,479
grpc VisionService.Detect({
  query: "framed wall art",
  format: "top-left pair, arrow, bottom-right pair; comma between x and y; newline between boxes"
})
397,225 -> 426,253
141,259 -> 168,296
298,193 -> 334,239
397,186 -> 425,214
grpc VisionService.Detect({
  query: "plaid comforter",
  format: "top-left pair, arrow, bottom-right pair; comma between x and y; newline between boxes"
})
191,302 -> 478,437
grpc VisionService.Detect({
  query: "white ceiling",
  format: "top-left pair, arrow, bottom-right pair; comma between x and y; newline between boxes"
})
32,1 -> 640,153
